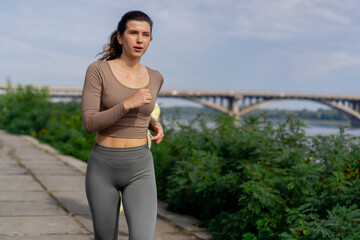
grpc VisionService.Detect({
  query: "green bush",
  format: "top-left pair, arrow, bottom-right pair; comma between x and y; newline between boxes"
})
151,113 -> 360,239
0,84 -> 94,161
0,84 -> 51,135
36,101 -> 95,161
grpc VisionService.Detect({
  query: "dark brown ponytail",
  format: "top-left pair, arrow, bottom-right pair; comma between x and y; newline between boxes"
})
97,11 -> 153,61
97,30 -> 122,61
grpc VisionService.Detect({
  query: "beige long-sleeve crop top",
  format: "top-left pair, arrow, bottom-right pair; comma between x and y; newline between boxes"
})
81,61 -> 164,138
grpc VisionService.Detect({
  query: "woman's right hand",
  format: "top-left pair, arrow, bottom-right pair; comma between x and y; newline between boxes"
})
123,89 -> 152,111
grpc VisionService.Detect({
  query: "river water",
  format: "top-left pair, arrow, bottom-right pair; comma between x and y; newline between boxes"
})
162,116 -> 360,137
266,119 -> 360,136
305,126 -> 360,136
305,124 -> 360,136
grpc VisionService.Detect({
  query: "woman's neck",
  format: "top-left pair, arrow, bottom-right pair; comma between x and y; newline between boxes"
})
118,55 -> 141,72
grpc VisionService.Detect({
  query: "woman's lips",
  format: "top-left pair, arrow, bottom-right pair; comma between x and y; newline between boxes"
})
134,46 -> 143,52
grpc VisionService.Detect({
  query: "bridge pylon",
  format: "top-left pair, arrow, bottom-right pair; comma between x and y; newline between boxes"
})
350,116 -> 360,128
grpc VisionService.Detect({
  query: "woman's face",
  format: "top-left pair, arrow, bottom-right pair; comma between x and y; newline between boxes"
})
117,20 -> 152,59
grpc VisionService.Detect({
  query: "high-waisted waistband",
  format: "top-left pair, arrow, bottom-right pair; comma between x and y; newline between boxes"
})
90,143 -> 150,162
94,142 -> 148,152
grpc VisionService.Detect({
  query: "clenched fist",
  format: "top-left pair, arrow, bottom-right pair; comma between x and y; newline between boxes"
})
123,89 -> 152,111
149,121 -> 164,144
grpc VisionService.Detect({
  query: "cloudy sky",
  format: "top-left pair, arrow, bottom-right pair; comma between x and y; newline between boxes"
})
1,0 -> 360,109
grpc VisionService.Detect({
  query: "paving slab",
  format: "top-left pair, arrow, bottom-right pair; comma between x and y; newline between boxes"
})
154,218 -> 197,239
21,136 -> 60,155
73,215 -> 93,234
0,176 -> 43,191
0,201 -> 64,216
35,175 -> 85,192
155,218 -> 182,233
0,161 -> 18,167
12,155 -> 59,162
157,201 -> 212,239
21,161 -> 66,167
27,165 -> 80,176
57,155 -> 88,173
52,192 -> 90,215
1,145 -> 57,163
0,165 -> 28,175
118,213 -> 130,236
0,191 -> 53,202
154,233 -> 197,240
75,213 -> 130,237
0,216 -> 87,235
0,155 -> 15,163
0,235 -> 92,240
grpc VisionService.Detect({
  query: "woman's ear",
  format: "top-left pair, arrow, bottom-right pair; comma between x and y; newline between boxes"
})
117,32 -> 122,45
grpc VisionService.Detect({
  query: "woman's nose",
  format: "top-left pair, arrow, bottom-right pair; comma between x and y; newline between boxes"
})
137,34 -> 143,43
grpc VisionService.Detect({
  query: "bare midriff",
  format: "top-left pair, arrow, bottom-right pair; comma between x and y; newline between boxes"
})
96,134 -> 147,148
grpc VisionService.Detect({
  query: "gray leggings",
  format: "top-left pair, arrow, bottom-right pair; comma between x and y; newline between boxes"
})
85,143 -> 157,240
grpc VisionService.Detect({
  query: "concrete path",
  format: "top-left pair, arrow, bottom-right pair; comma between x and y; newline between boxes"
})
0,130 -> 211,240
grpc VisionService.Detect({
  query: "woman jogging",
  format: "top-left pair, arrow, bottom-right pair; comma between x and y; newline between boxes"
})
81,10 -> 164,240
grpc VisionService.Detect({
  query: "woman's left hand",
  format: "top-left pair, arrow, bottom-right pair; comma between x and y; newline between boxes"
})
149,122 -> 164,144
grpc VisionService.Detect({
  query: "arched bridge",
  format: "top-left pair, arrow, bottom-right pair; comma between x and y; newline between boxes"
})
159,90 -> 360,128
1,85 -> 360,127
